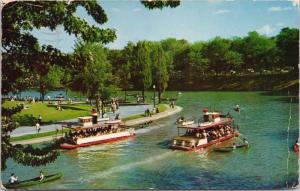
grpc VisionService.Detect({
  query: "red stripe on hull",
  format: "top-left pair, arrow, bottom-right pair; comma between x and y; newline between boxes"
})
60,133 -> 135,149
170,132 -> 239,151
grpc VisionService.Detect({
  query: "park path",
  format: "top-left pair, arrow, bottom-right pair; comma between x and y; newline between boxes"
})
11,105 -> 182,145
10,105 -> 153,137
125,106 -> 182,126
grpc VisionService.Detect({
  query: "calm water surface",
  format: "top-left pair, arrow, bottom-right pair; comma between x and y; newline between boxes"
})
2,92 -> 299,189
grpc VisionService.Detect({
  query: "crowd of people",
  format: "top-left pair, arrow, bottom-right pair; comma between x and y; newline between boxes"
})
185,124 -> 235,141
66,125 -> 122,143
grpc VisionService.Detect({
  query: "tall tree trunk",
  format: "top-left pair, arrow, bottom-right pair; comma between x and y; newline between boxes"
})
95,97 -> 100,113
41,92 -> 45,102
158,90 -> 161,103
101,100 -> 104,118
142,89 -> 145,103
124,89 -> 127,102
65,89 -> 68,100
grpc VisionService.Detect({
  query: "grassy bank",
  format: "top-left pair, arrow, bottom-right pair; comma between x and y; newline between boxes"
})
2,102 -> 93,126
10,128 -> 71,142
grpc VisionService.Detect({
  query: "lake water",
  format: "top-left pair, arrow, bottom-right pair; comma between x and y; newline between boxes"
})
2,91 -> 299,189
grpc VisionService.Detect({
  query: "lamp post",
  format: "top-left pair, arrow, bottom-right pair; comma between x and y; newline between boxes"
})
153,84 -> 156,109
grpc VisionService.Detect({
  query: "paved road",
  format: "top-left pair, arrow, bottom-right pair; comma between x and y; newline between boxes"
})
10,105 -> 153,137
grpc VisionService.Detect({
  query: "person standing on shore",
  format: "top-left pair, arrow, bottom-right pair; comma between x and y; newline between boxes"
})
38,115 -> 42,125
36,122 -> 41,134
8,173 -> 18,184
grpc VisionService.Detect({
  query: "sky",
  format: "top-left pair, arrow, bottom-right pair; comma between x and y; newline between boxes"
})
31,0 -> 299,52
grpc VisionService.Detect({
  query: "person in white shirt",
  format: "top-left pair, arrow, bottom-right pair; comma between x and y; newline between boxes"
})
39,171 -> 44,182
9,173 -> 18,184
36,122 -> 41,133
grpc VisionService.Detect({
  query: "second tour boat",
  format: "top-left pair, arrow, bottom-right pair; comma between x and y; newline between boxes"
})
171,109 -> 239,151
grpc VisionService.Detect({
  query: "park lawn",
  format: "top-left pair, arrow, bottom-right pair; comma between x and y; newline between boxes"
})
3,101 -> 93,125
10,128 -> 71,142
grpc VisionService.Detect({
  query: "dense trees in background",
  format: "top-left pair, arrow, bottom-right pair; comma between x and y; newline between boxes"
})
276,28 -> 299,70
105,27 -> 298,97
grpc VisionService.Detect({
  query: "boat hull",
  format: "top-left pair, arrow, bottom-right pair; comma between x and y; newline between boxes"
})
170,132 -> 239,151
60,132 -> 135,149
4,172 -> 63,188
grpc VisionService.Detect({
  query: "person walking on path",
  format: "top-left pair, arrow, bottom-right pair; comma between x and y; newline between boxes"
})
38,115 -> 42,125
36,122 -> 41,134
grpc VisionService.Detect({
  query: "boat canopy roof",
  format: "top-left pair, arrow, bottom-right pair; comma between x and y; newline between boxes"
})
63,120 -> 124,131
178,117 -> 233,130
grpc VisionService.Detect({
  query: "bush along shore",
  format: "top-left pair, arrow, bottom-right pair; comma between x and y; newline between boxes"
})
167,73 -> 298,92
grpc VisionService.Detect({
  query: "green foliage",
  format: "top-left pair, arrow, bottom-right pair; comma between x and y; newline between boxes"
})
276,27 -> 299,70
151,43 -> 169,102
2,1 -> 116,95
239,31 -> 278,71
72,42 -> 116,113
141,0 -> 180,9
131,41 -> 153,99
1,103 -> 59,170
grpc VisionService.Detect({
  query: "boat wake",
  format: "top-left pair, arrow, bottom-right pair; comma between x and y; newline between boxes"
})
86,151 -> 173,180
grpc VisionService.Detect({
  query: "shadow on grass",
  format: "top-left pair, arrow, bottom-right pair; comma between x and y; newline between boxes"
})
46,104 -> 89,111
14,114 -> 36,126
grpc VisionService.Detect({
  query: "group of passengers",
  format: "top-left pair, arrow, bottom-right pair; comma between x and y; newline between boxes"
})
66,125 -> 121,142
185,125 -> 234,141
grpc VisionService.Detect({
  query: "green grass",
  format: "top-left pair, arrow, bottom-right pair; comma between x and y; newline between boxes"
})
3,101 -> 93,125
122,114 -> 145,121
157,104 -> 168,113
10,129 -> 71,142
122,104 -> 168,121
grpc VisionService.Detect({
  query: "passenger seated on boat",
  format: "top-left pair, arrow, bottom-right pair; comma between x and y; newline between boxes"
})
243,138 -> 249,146
39,171 -> 44,182
226,130 -> 230,135
8,173 -> 18,184
232,143 -> 236,149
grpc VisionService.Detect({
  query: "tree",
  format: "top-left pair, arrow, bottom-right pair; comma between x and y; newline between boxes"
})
1,0 -> 116,170
1,105 -> 60,170
73,42 -> 114,116
239,32 -> 278,72
188,42 -> 209,79
131,41 -> 153,101
151,43 -> 169,103
202,37 -> 231,75
34,58 -> 65,101
141,0 -> 180,9
2,1 -> 116,95
276,27 -> 299,71
119,42 -> 135,101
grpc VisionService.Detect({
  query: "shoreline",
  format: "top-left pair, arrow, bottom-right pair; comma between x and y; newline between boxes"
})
11,105 -> 182,145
